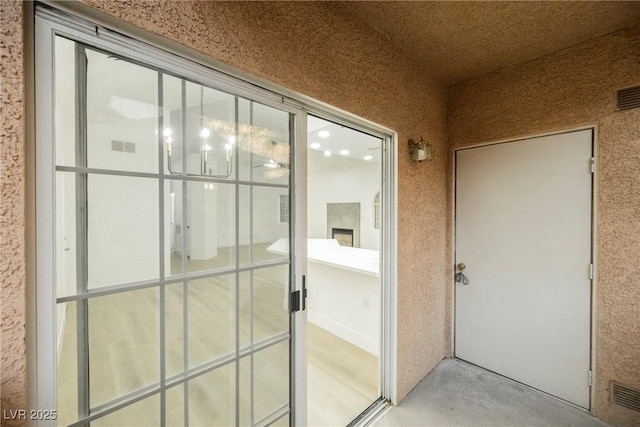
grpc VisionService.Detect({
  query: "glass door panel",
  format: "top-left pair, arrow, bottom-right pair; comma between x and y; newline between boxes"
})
306,115 -> 383,425
51,32 -> 294,426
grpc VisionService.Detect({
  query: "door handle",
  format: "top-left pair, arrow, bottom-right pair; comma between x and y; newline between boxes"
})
455,263 -> 469,285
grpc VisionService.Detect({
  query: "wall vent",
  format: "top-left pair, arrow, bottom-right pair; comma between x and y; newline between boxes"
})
616,85 -> 640,111
611,381 -> 640,412
111,140 -> 136,154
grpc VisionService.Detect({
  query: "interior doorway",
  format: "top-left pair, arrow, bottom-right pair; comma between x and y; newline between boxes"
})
454,129 -> 594,409
306,116 -> 384,425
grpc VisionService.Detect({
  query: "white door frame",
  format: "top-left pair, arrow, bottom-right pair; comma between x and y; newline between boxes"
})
29,3 -> 398,425
451,126 -> 598,413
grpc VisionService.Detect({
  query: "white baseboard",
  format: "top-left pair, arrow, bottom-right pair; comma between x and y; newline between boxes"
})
308,310 -> 378,356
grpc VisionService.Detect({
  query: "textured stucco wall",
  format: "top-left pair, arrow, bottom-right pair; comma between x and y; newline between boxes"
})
0,1 -> 28,425
448,25 -> 640,427
0,0 -> 449,416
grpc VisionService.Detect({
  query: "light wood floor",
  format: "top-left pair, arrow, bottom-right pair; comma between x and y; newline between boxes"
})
57,245 -> 378,426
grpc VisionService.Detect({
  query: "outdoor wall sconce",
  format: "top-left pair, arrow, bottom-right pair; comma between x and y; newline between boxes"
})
408,136 -> 432,162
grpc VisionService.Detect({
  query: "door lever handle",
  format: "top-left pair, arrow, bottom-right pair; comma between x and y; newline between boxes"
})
455,263 -> 469,285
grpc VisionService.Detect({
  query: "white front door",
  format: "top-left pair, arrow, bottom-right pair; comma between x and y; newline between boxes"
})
454,130 -> 593,408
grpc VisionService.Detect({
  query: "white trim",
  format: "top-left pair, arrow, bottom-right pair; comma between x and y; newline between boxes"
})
34,14 -> 58,425
453,124 -> 597,152
292,111 -> 308,426
451,126 -> 598,412
589,126 -> 599,416
308,311 -> 379,356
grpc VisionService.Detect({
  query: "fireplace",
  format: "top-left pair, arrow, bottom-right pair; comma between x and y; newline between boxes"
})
332,227 -> 354,247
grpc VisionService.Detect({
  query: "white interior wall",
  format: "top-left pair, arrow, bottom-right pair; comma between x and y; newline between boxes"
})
85,49 -> 160,288
308,152 -> 380,251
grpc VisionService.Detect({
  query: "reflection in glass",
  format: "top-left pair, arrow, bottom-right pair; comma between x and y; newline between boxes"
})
238,100 -> 290,185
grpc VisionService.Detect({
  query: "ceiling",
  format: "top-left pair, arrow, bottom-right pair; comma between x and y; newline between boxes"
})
308,115 -> 382,171
333,1 -> 640,85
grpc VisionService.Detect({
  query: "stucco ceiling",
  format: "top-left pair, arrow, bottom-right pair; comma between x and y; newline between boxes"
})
332,1 -> 640,85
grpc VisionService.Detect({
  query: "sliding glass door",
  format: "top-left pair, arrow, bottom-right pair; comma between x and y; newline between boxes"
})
37,17 -> 298,426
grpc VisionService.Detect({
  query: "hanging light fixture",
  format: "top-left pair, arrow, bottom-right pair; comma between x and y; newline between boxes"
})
166,83 -> 234,178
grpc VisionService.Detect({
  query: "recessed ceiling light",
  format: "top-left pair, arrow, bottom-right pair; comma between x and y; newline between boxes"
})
364,155 -> 373,161
318,130 -> 330,138
324,150 -> 331,157
310,142 -> 321,149
340,150 -> 349,156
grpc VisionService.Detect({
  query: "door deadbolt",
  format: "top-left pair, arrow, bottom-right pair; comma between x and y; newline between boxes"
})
456,263 -> 466,271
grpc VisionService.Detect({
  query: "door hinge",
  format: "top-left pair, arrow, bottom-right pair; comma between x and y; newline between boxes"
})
589,264 -> 594,280
590,157 -> 595,174
588,370 -> 593,387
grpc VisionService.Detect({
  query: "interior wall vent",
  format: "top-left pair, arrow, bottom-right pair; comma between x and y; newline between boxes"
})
611,381 -> 640,412
616,85 -> 640,111
111,140 -> 136,154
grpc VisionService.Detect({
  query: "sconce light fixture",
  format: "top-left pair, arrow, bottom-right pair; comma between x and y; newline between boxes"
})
408,136 -> 432,162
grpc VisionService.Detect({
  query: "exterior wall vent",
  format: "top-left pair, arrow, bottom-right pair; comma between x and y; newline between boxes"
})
616,85 -> 640,111
611,381 -> 640,412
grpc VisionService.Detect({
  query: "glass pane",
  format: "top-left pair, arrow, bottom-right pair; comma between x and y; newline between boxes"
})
55,37 -> 159,174
185,181 -> 235,274
239,356 -> 252,426
239,272 -> 251,350
54,36 -> 77,168
165,180 -> 184,276
252,186 -> 289,263
56,302 -> 78,427
185,82 -> 236,179
254,341 -> 289,422
87,174 -> 159,289
239,185 -> 251,266
88,288 -> 159,407
188,364 -> 235,426
55,171 -> 77,299
272,414 -> 290,427
253,265 -> 289,343
238,101 -> 290,185
163,74 -> 184,176
165,385 -> 185,427
307,115 -> 383,426
165,282 -> 184,378
91,394 -> 160,427
188,275 -> 235,367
